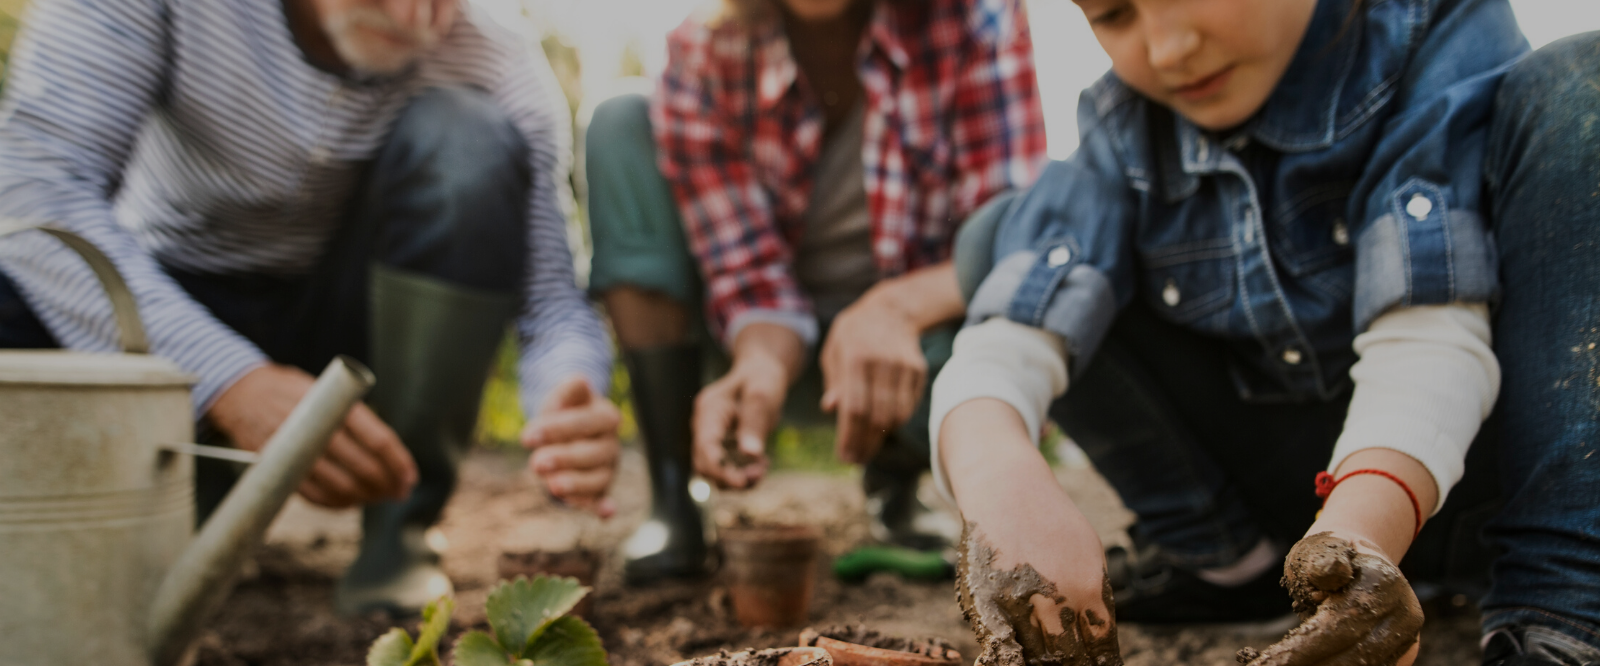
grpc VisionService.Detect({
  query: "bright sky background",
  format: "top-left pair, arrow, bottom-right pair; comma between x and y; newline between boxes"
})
479,0 -> 1600,160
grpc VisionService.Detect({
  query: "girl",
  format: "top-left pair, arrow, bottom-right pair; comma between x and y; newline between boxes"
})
929,0 -> 1598,664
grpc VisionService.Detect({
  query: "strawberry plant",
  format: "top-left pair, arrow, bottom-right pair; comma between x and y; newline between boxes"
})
366,575 -> 606,666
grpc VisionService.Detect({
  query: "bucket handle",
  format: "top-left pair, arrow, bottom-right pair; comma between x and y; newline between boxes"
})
0,220 -> 149,354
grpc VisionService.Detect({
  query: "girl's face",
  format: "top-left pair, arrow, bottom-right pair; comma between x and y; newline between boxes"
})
1075,0 -> 1317,131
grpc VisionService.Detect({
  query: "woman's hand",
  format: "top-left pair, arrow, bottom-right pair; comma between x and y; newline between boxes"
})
944,399 -> 1122,666
522,376 -> 622,518
209,363 -> 418,508
821,262 -> 965,464
820,297 -> 927,464
692,322 -> 805,489
1237,533 -> 1422,666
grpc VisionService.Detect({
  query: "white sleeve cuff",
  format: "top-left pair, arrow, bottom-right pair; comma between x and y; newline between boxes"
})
929,317 -> 1069,506
1328,303 -> 1498,515
724,308 -> 819,349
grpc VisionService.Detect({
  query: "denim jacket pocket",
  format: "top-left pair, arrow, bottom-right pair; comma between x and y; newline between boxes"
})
1141,237 -> 1235,330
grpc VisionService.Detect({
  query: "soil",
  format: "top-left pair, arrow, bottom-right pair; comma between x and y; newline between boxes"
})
802,624 -> 959,658
192,447 -> 1487,666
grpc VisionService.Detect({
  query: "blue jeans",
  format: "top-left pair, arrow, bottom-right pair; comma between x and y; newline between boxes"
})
0,86 -> 530,517
1477,33 -> 1600,651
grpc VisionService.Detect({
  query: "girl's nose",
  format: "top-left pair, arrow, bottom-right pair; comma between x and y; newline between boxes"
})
1146,17 -> 1201,72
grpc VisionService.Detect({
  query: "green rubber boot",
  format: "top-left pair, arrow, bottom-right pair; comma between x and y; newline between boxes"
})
335,266 -> 516,617
620,344 -> 710,585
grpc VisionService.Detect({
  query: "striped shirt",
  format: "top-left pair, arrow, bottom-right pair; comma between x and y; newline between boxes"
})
0,0 -> 611,419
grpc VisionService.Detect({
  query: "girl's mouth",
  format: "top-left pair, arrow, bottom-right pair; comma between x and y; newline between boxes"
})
1173,66 -> 1235,101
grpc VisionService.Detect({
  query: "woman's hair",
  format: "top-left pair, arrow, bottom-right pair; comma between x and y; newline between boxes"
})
716,0 -> 776,25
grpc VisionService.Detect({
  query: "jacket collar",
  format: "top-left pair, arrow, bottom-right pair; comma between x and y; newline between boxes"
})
1241,0 -> 1361,151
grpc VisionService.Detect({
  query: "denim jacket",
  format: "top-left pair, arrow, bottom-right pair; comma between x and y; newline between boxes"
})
968,0 -> 1529,401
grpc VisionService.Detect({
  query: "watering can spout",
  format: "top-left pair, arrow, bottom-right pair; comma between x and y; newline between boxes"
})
147,356 -> 376,666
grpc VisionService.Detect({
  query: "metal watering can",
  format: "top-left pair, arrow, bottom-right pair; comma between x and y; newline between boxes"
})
0,225 -> 376,666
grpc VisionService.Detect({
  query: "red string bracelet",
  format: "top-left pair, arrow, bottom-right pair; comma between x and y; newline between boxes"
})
1315,469 -> 1423,539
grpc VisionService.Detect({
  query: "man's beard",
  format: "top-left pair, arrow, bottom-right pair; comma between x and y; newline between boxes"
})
321,7 -> 440,75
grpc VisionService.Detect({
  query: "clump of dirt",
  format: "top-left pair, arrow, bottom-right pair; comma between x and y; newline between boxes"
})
682,647 -> 784,666
955,523 -> 1120,666
802,624 -> 958,658
1236,533 -> 1424,666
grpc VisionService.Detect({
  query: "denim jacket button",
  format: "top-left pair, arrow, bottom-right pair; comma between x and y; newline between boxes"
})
1332,219 -> 1350,246
1046,246 -> 1073,267
1406,194 -> 1433,220
1162,279 -> 1181,307
1282,348 -> 1304,365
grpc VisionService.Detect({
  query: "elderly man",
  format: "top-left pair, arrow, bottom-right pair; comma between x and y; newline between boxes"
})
0,0 -> 619,616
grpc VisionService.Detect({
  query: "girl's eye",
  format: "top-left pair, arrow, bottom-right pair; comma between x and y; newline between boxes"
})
1091,4 -> 1133,26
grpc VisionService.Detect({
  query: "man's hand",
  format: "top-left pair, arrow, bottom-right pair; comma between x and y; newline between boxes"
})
692,322 -> 804,489
1237,533 -> 1422,666
521,376 -> 621,518
820,295 -> 927,465
209,363 -> 417,508
944,399 -> 1121,666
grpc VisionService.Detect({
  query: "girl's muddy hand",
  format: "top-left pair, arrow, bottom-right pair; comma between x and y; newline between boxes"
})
955,523 -> 1122,666
1237,532 -> 1423,666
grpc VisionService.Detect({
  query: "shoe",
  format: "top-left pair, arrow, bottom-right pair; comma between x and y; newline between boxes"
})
1107,542 -> 1292,624
1483,626 -> 1600,666
863,444 -> 957,551
336,266 -> 517,617
620,345 -> 710,585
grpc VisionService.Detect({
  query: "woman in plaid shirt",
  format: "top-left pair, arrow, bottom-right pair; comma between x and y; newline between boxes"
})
584,0 -> 1047,583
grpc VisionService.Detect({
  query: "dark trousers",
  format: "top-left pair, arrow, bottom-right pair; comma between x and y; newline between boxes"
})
1049,298 -> 1499,587
0,86 -> 531,520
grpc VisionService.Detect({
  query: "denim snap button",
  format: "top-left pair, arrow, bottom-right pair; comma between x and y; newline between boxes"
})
1162,279 -> 1181,307
1406,194 -> 1433,220
1332,219 -> 1350,246
1046,246 -> 1073,267
1282,348 -> 1303,365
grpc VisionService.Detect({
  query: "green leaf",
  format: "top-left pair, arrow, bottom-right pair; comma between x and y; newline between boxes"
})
486,576 -> 590,656
404,596 -> 455,666
453,630 -> 517,666
523,616 -> 607,666
367,628 -> 415,666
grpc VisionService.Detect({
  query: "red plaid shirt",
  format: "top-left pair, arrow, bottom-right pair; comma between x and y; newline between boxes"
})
652,0 -> 1048,341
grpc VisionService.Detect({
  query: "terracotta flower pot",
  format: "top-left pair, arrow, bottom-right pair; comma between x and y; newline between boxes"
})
799,627 -> 962,666
672,646 -> 833,666
497,548 -> 601,617
720,524 -> 823,628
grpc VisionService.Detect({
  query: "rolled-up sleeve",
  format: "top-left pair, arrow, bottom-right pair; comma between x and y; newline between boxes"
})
1349,0 -> 1527,331
966,90 -> 1137,374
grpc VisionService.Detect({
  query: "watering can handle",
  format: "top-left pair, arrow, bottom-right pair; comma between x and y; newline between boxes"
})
0,220 -> 149,354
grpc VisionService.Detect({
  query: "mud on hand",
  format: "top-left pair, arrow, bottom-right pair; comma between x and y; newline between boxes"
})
1237,532 -> 1423,666
955,523 -> 1122,666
